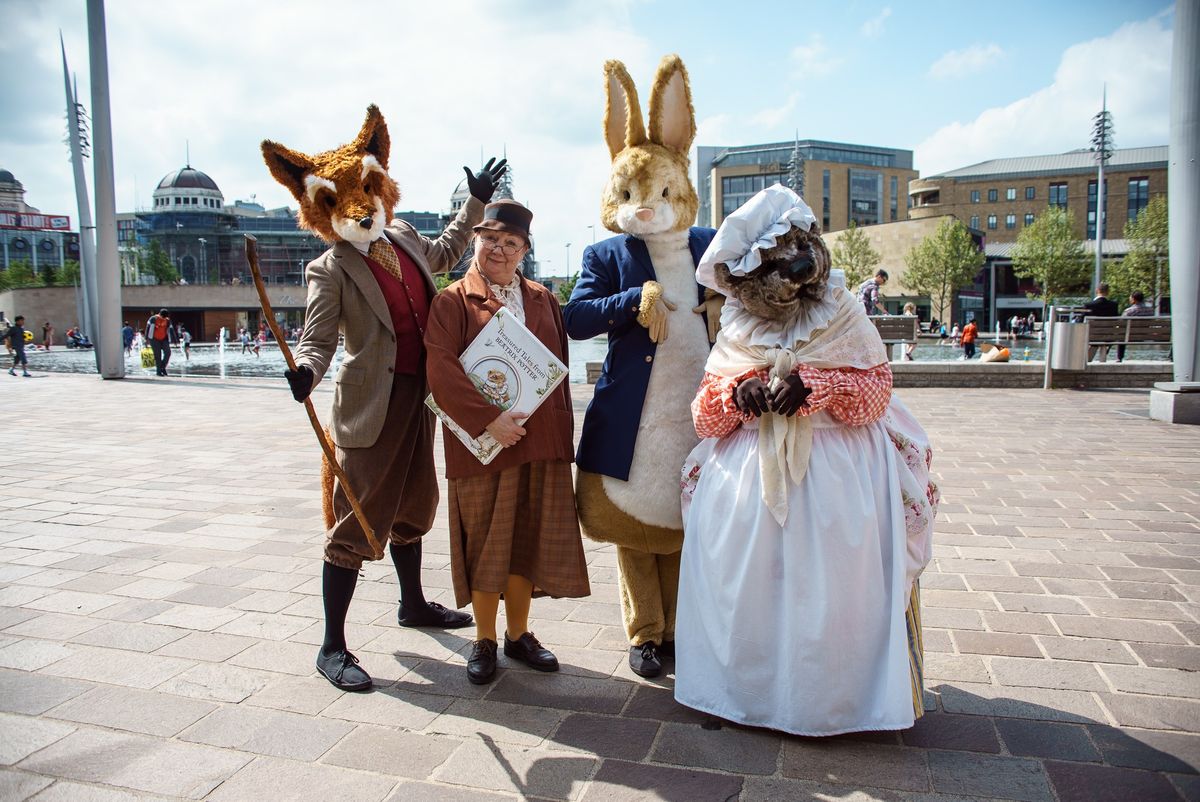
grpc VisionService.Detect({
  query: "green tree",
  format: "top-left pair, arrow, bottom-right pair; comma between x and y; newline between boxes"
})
1106,195 -> 1168,312
60,259 -> 81,286
829,221 -> 882,288
145,240 -> 179,285
0,260 -> 40,290
1011,206 -> 1090,310
433,274 -> 454,292
39,263 -> 57,286
902,218 -> 985,324
556,272 -> 579,305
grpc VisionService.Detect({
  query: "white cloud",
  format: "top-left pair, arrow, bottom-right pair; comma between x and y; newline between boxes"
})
860,7 -> 892,39
916,16 -> 1171,176
927,43 -> 1004,79
790,34 -> 841,79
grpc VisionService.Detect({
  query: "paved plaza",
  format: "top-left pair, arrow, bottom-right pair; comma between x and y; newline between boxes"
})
0,373 -> 1198,801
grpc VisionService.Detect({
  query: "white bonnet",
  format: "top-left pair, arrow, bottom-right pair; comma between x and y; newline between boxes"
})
696,183 -> 818,294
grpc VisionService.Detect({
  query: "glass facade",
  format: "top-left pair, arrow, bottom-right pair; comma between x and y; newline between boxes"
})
822,170 -> 831,229
890,176 -> 898,221
1127,177 -> 1150,222
721,173 -> 786,217
1048,182 -> 1068,209
848,170 -> 882,226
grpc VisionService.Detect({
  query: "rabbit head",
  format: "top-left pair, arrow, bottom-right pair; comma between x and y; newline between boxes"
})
600,55 -> 698,237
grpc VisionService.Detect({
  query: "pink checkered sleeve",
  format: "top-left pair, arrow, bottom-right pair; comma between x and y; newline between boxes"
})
692,368 -> 767,439
794,363 -> 893,425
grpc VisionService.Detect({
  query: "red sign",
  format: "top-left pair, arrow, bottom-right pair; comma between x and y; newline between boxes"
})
0,212 -> 72,231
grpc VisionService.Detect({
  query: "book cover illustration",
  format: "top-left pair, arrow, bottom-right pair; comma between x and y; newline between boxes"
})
426,306 -> 567,465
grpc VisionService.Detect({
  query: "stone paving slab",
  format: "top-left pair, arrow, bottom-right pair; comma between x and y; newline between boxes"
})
0,375 -> 1197,800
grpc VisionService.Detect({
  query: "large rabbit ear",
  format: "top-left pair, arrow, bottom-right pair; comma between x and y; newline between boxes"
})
648,54 -> 696,155
353,104 -> 391,170
603,60 -> 646,160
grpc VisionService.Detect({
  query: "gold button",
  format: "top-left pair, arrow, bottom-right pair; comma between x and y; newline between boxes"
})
645,355 -> 653,363
608,319 -> 614,325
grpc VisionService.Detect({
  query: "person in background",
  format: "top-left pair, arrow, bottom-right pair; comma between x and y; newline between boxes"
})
1,312 -> 11,355
122,321 -> 134,355
1117,290 -> 1154,363
1084,283 -> 1120,362
145,308 -> 177,376
180,326 -> 192,361
857,269 -> 889,316
7,315 -> 31,377
961,317 -> 979,360
902,302 -> 918,361
42,321 -> 54,351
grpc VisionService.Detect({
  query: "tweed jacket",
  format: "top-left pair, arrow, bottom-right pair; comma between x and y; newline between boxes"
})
294,196 -> 483,449
425,267 -> 575,480
562,227 -> 716,480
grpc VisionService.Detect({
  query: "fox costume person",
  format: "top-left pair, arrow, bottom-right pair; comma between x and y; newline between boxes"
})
262,105 -> 506,691
564,56 -> 719,678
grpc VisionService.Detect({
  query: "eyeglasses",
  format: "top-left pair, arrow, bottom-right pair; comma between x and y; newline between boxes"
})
478,234 -> 525,256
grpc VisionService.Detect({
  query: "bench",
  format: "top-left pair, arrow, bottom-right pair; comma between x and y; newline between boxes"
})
1085,316 -> 1171,362
870,315 -> 920,361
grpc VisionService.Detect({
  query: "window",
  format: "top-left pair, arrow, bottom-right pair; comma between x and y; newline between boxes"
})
969,215 -> 979,229
1087,179 -> 1108,239
1006,188 -> 1016,201
987,215 -> 997,230
1025,186 -> 1035,200
1048,183 -> 1068,209
970,190 -> 980,204
721,172 -> 787,217
987,189 -> 998,202
848,169 -> 883,226
1024,213 -> 1035,226
1005,214 -> 1016,229
889,176 -> 898,221
1127,177 -> 1150,221
822,169 -> 831,229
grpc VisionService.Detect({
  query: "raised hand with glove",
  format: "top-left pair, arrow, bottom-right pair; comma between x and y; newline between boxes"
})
636,280 -> 677,344
462,157 -> 509,203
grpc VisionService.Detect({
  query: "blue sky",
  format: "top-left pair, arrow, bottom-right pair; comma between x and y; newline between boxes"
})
0,1 -> 1173,275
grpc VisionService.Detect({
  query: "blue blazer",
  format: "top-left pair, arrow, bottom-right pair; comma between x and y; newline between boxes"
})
563,227 -> 717,480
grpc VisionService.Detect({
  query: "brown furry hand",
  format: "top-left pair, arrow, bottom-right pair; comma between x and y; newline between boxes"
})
734,377 -> 770,418
692,289 -> 724,344
768,374 -> 811,417
637,281 -> 677,344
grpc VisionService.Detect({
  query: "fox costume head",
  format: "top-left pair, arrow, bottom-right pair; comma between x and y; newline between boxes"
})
261,105 -> 400,245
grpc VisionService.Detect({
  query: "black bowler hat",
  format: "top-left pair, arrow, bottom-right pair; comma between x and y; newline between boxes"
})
473,199 -> 532,244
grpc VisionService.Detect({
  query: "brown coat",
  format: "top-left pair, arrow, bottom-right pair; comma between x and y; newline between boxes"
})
425,267 -> 575,479
293,197 -> 483,449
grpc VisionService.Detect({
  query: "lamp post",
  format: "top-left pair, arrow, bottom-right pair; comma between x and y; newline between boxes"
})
565,242 -> 571,274
586,224 -> 595,245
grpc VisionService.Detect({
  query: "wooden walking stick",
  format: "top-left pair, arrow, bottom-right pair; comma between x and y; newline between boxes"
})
244,235 -> 383,559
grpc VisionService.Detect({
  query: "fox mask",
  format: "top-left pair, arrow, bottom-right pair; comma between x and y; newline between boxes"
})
261,105 -> 401,245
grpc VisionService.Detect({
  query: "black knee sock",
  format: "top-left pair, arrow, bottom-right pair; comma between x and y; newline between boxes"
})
391,541 -> 428,613
321,561 -> 358,655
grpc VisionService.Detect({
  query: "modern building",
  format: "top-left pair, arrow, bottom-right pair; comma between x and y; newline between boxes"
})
0,169 -> 80,275
695,140 -> 918,232
908,146 -> 1167,243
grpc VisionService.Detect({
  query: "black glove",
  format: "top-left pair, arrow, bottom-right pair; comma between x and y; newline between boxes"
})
284,365 -> 314,403
734,377 -> 770,418
768,374 -> 812,417
462,157 -> 508,203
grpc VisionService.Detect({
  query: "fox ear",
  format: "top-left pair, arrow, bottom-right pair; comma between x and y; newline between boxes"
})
261,141 -> 315,202
603,60 -> 645,160
354,105 -> 390,170
648,54 -> 695,155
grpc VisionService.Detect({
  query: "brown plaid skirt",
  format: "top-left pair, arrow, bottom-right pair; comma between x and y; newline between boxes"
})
448,460 -> 590,607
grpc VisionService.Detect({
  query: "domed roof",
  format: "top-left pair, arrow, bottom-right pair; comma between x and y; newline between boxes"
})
0,169 -> 19,185
157,167 -> 220,192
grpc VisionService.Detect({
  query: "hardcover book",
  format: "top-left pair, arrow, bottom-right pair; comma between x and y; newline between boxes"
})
425,306 -> 568,465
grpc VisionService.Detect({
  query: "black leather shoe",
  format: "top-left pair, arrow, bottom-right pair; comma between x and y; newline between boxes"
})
316,648 -> 372,691
398,601 -> 473,629
659,640 -> 675,660
467,639 -> 498,685
504,631 -> 559,672
629,642 -> 662,678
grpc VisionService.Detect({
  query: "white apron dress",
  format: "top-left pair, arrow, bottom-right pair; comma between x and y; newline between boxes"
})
674,286 -> 937,736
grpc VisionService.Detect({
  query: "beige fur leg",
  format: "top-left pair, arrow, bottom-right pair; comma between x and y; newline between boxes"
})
576,470 -> 683,553
657,551 -> 682,641
616,546 -> 665,646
